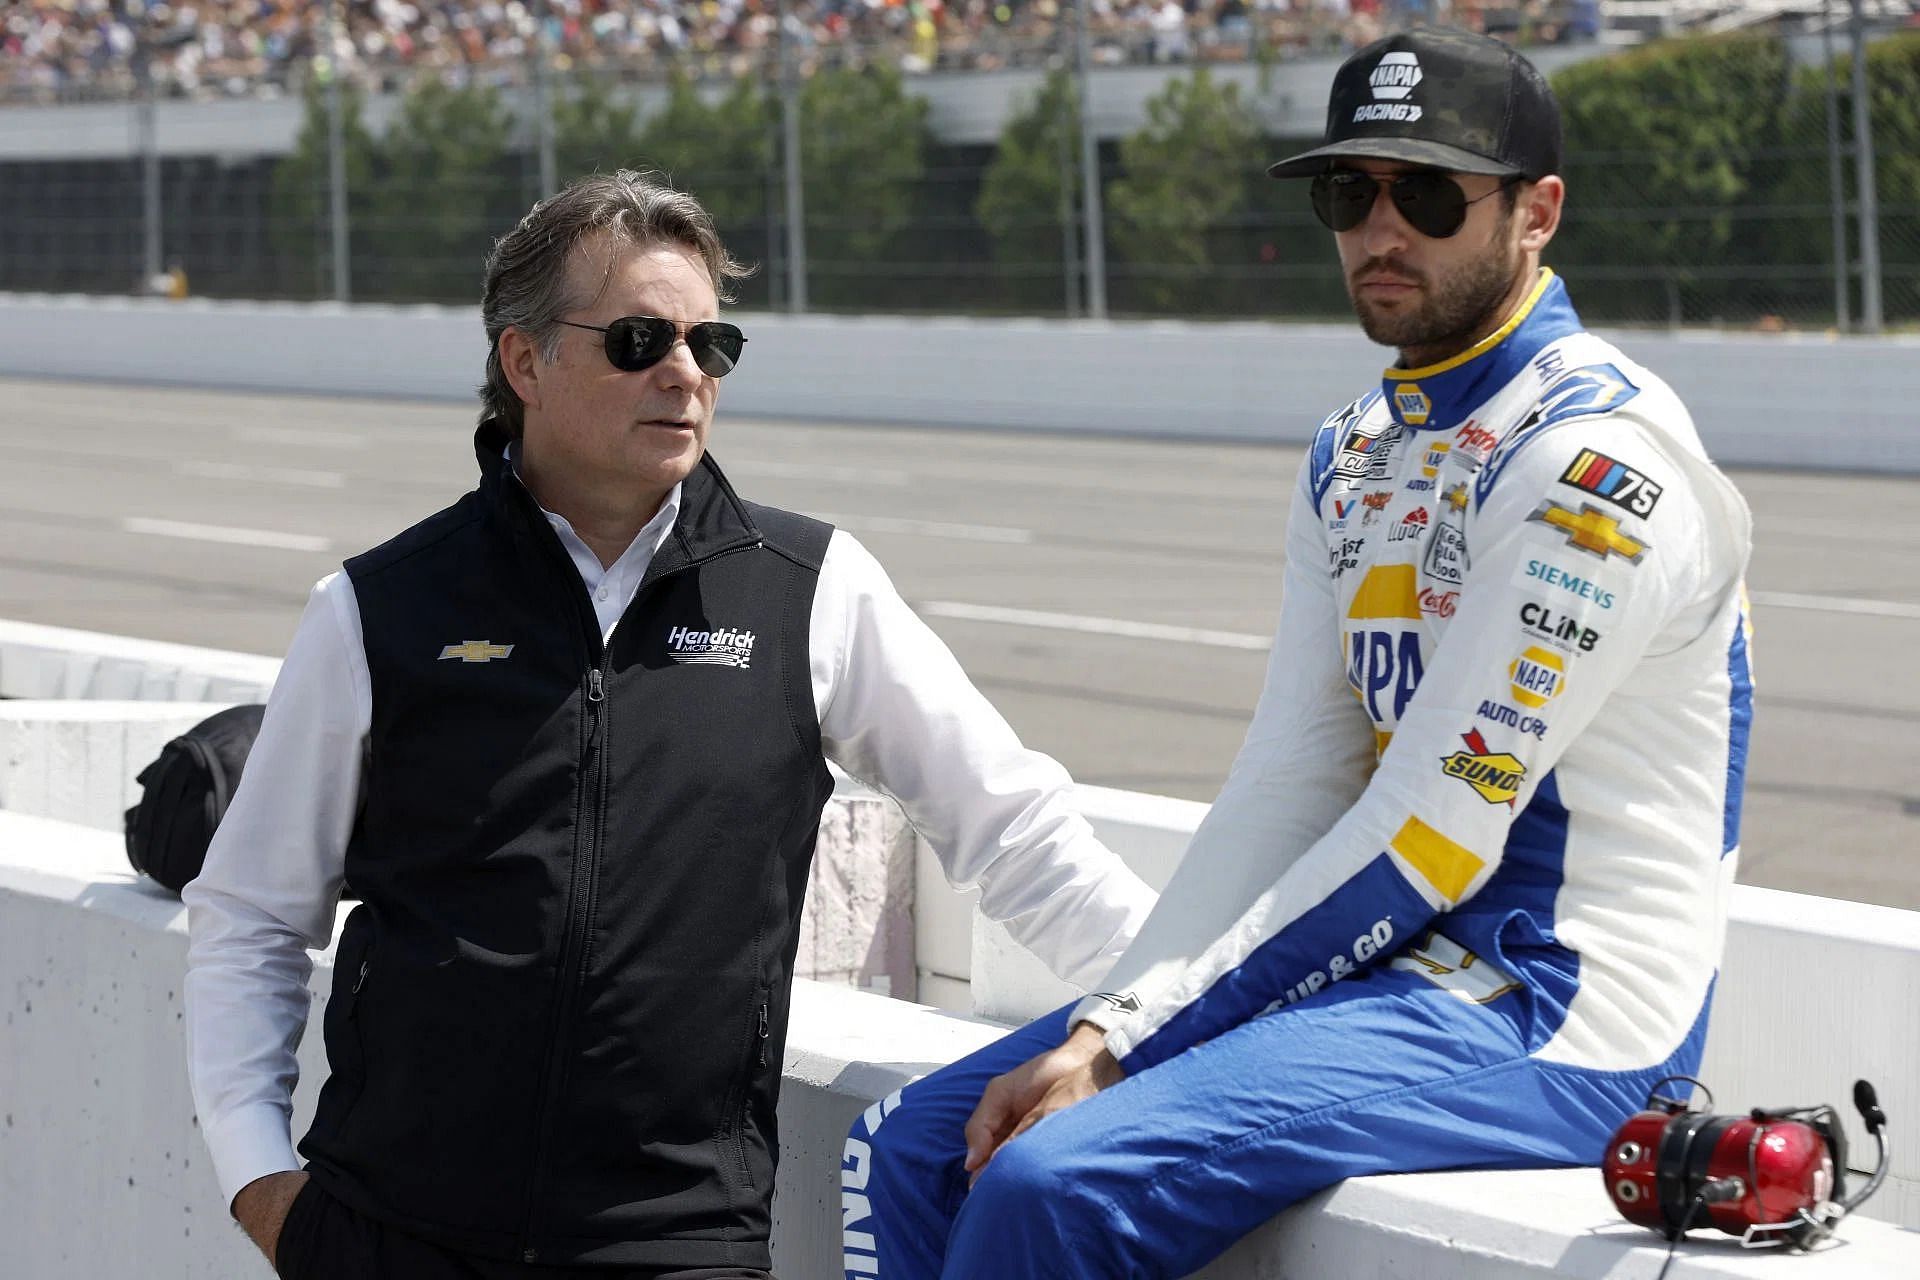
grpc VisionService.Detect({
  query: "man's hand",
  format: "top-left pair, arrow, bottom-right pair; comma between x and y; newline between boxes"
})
232,1169 -> 310,1269
963,1022 -> 1123,1183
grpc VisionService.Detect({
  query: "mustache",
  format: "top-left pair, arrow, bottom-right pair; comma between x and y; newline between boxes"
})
1349,258 -> 1427,287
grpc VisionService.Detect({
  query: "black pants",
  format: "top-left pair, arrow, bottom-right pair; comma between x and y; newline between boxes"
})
274,1177 -> 775,1280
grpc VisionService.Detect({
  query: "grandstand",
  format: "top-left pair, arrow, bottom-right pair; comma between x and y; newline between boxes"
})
4,0 -> 1612,107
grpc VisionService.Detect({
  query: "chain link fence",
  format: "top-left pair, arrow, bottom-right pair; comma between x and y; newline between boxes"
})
0,11 -> 1914,331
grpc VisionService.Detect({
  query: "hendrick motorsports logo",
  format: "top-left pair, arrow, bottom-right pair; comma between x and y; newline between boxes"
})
1441,729 -> 1527,807
1357,51 -> 1424,122
666,624 -> 756,669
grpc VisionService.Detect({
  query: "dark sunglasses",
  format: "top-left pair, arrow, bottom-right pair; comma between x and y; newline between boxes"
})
556,315 -> 747,378
1310,169 -> 1521,239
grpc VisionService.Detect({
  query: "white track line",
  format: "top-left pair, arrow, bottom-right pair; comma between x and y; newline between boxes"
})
1749,591 -> 1920,621
176,460 -> 346,488
814,514 -> 1033,544
919,601 -> 1271,650
123,517 -> 334,554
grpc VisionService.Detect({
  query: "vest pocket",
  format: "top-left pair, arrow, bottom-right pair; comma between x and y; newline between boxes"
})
717,984 -> 771,1195
317,924 -> 377,1139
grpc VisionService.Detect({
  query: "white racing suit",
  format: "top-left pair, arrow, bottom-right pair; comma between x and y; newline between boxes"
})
842,270 -> 1755,1279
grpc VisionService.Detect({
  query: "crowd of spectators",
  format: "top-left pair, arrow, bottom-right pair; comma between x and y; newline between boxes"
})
0,0 -> 1590,105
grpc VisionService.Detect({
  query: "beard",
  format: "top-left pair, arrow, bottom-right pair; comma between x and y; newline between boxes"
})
1347,220 -> 1526,360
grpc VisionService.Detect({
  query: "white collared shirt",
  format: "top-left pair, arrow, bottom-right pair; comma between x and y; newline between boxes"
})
182,469 -> 1155,1211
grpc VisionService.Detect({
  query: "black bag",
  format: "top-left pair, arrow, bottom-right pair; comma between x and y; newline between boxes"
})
124,703 -> 266,895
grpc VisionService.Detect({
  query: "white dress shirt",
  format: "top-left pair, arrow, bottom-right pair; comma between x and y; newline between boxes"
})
182,473 -> 1155,1211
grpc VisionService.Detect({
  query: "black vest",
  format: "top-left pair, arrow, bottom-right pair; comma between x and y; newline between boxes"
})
298,424 -> 835,1269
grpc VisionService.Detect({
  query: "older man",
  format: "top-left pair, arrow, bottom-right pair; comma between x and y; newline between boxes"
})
847,28 -> 1753,1280
182,171 -> 1154,1279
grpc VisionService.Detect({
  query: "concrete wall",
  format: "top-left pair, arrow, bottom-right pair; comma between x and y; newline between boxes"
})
4,625 -> 1918,1274
4,808 -> 1917,1279
3,293 -> 1916,471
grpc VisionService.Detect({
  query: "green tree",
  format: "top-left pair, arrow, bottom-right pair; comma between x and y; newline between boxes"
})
798,65 -> 930,306
633,72 -> 776,231
553,74 -> 650,183
1550,35 -> 1791,324
364,78 -> 517,301
1763,31 -> 1920,327
1106,69 -> 1261,314
267,75 -> 377,298
975,68 -> 1080,311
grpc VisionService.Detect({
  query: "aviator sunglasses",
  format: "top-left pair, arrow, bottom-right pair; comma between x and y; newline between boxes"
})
1310,169 -> 1522,239
556,315 -> 747,378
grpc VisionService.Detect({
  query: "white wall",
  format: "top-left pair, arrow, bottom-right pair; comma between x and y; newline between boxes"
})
4,293 -> 1915,471
4,809 -> 1916,1279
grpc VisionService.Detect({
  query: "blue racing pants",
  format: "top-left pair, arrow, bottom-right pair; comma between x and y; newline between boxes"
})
841,963 -> 1705,1279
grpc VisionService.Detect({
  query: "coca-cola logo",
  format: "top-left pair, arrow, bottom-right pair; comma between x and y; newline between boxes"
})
1419,588 -> 1458,618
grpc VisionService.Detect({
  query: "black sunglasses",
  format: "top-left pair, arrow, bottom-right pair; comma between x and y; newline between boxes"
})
1310,169 -> 1521,239
556,315 -> 747,378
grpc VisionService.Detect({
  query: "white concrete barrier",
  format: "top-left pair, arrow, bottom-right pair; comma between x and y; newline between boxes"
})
3,293 -> 1916,471
0,700 -> 234,832
5,634 -> 1919,1272
0,618 -> 279,703
3,810 -> 1916,1278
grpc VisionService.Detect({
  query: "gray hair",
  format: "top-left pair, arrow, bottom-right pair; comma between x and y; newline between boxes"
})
479,170 -> 752,437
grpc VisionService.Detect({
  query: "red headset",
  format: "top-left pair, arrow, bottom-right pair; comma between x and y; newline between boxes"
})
1604,1075 -> 1891,1259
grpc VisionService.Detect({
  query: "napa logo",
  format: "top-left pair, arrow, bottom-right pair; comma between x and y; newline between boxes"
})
1371,51 -> 1422,98
1509,646 -> 1566,709
1440,729 -> 1528,807
1394,383 -> 1432,426
1357,51 -> 1424,123
1422,440 -> 1451,478
1344,565 -> 1426,724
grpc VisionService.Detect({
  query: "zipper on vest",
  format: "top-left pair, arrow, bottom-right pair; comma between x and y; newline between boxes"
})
517,542 -> 758,1260
517,658 -> 613,1263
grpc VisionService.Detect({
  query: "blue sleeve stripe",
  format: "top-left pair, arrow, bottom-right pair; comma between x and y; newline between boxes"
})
1723,611 -> 1753,857
1307,422 -> 1340,510
1120,853 -> 1438,1074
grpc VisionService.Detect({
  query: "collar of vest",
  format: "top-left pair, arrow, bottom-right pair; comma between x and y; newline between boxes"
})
1377,269 -> 1584,435
472,418 -> 765,572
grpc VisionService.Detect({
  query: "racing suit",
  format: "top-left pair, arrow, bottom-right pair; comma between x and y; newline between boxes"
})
844,270 -> 1755,1280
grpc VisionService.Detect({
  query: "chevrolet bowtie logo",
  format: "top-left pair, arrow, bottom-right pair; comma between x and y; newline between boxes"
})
1527,500 -> 1648,563
439,640 -> 515,663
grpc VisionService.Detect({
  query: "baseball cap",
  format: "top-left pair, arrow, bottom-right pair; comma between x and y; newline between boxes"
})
1267,27 -> 1562,180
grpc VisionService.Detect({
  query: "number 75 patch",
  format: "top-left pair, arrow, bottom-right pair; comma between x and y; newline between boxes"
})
1560,449 -> 1663,518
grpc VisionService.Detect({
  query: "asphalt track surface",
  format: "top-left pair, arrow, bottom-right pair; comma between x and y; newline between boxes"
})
5,377 -> 1916,911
